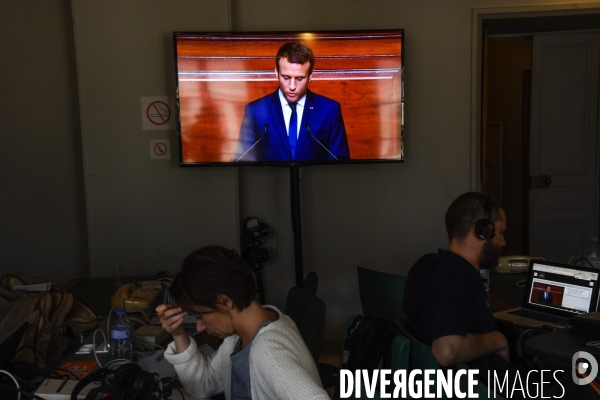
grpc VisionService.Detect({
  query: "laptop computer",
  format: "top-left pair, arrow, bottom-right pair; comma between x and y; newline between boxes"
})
493,259 -> 600,329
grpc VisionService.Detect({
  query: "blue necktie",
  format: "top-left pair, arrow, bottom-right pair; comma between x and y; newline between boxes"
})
288,102 -> 297,159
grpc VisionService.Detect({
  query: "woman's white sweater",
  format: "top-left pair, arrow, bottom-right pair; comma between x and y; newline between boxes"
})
164,306 -> 330,399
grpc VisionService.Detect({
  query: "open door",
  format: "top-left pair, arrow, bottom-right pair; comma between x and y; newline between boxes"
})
529,32 -> 600,263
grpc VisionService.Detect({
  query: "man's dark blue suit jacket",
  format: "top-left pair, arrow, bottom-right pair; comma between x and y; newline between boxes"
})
235,89 -> 350,162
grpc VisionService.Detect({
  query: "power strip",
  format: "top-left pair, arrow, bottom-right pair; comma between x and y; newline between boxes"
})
35,379 -> 100,400
76,343 -> 108,354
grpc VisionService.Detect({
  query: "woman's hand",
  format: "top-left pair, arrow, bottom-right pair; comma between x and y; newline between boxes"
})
156,304 -> 187,336
156,304 -> 190,353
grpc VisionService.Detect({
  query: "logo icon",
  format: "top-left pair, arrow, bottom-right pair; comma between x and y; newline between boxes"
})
572,351 -> 598,385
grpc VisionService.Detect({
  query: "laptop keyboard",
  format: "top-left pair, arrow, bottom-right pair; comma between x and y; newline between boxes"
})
508,309 -> 570,326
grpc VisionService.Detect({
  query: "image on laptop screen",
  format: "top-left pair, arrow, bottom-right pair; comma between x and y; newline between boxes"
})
527,262 -> 599,315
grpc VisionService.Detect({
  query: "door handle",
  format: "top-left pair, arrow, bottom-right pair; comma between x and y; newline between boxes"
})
529,175 -> 551,188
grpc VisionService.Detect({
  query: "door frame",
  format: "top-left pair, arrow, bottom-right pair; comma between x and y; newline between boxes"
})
470,2 -> 600,190
470,3 -> 600,246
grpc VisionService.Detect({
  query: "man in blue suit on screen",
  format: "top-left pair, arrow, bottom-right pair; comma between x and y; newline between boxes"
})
536,285 -> 554,304
235,42 -> 350,162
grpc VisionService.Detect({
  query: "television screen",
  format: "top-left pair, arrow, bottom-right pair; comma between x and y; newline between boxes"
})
174,30 -> 404,166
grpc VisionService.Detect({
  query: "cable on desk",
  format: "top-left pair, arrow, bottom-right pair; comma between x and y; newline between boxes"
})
127,316 -> 149,327
92,328 -> 109,368
10,361 -> 75,387
159,278 -> 174,305
516,328 -> 536,360
0,384 -> 46,400
106,306 -> 117,335
515,279 -> 526,288
132,340 -> 164,356
161,376 -> 176,388
0,369 -> 20,400
104,358 -> 135,371
10,346 -> 80,382
586,340 -> 600,348
162,376 -> 185,400
574,258 -> 595,269
569,255 -> 580,265
131,306 -> 153,325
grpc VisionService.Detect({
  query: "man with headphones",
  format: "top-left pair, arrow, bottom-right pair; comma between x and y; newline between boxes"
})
403,192 -> 508,367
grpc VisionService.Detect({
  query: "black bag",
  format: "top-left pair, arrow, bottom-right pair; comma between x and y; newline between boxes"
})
342,314 -> 401,372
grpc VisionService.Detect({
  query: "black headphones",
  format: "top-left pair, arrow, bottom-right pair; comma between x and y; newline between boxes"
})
70,363 -> 167,400
467,192 -> 496,241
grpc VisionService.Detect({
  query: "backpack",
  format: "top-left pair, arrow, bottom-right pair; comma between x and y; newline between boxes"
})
342,314 -> 401,372
0,273 -> 101,369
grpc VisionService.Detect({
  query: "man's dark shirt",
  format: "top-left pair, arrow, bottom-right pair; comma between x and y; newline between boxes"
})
403,249 -> 495,345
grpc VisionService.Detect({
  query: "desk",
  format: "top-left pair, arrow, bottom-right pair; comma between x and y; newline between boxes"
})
59,277 -> 217,399
521,328 -> 600,398
489,270 -> 527,310
524,328 -> 600,367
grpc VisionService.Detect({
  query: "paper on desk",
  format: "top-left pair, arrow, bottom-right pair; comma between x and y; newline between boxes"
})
138,344 -> 215,400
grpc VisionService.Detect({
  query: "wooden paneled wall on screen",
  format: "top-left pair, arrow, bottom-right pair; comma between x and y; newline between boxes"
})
176,31 -> 403,163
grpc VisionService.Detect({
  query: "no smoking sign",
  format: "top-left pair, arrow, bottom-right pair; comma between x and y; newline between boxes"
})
150,139 -> 170,159
147,101 -> 170,125
141,96 -> 176,130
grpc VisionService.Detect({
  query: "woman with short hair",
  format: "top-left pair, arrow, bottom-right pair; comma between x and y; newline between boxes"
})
157,245 -> 329,400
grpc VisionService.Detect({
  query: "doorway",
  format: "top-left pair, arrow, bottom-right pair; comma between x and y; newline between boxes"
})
484,37 -> 532,256
475,7 -> 600,262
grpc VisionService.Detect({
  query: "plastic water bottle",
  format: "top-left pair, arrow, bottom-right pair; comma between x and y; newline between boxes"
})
110,309 -> 133,360
587,237 -> 600,269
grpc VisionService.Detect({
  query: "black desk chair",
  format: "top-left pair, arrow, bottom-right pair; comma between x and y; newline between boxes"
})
357,266 -> 406,322
284,280 -> 338,389
285,286 -> 326,363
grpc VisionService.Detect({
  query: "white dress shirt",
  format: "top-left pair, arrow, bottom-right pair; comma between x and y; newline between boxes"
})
278,89 -> 306,139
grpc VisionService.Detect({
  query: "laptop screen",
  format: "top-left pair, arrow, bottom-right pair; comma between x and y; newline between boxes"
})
525,261 -> 599,315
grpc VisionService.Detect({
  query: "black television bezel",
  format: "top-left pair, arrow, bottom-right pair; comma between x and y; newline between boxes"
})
173,29 -> 405,168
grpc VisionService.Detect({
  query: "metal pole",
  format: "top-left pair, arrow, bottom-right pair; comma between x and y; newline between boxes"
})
290,165 -> 304,287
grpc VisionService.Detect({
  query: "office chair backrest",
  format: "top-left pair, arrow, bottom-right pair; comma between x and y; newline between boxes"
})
285,286 -> 326,363
389,333 -> 411,372
303,271 -> 318,294
357,266 -> 406,322
395,317 -> 439,370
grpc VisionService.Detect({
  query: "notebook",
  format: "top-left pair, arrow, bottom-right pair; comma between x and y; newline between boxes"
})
493,259 -> 600,329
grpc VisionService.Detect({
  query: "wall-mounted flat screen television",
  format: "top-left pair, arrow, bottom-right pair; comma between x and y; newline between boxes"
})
174,30 -> 403,166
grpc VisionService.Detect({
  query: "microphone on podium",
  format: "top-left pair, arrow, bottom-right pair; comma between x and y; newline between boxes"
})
306,123 -> 338,160
236,124 -> 269,162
